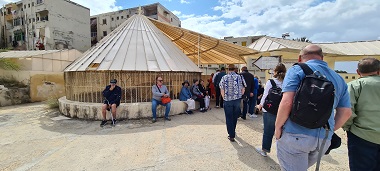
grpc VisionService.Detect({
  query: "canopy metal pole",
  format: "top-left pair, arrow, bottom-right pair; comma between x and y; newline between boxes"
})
197,35 -> 200,67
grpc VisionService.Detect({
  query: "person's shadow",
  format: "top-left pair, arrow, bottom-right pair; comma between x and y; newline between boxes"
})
231,136 -> 282,171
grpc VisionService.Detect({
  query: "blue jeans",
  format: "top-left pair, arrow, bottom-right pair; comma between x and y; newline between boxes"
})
262,112 -> 276,152
223,99 -> 241,138
152,99 -> 171,119
347,131 -> 380,171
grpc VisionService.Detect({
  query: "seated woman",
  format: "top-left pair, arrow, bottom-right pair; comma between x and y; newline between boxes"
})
199,79 -> 211,110
151,76 -> 171,123
179,80 -> 195,114
191,79 -> 207,113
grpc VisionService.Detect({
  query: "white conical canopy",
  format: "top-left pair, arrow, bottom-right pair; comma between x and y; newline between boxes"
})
65,14 -> 201,72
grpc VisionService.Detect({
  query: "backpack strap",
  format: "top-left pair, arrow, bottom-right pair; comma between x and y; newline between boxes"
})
269,79 -> 277,88
294,63 -> 313,75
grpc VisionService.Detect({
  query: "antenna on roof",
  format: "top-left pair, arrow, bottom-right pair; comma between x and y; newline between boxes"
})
282,33 -> 290,39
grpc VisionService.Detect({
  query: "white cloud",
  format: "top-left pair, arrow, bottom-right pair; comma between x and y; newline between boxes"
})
180,0 -> 190,4
172,10 -> 181,16
71,0 -> 122,15
178,0 -> 380,42
0,0 -> 122,16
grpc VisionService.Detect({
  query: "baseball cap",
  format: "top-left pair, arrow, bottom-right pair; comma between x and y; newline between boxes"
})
110,79 -> 117,84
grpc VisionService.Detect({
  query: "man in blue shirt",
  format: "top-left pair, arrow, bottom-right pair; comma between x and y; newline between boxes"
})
220,64 -> 245,142
275,45 -> 352,170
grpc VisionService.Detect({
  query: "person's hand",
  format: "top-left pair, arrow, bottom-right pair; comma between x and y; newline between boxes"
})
163,94 -> 169,97
275,127 -> 283,140
256,104 -> 262,111
250,93 -> 254,97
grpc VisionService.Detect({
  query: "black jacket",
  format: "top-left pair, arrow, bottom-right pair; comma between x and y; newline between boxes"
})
240,71 -> 254,94
102,85 -> 122,104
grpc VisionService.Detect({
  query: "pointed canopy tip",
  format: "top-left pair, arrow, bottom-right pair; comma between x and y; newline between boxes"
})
64,12 -> 200,72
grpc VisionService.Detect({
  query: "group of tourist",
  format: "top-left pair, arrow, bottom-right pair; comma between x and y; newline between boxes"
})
98,44 -> 379,171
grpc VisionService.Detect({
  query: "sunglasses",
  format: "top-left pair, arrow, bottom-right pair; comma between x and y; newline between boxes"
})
157,80 -> 163,82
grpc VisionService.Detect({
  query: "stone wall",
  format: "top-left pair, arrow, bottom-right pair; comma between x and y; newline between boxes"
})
58,96 -> 197,120
0,85 -> 30,107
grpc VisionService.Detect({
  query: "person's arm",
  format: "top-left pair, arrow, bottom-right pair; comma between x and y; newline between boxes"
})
164,86 -> 170,97
335,108 -> 352,131
114,86 -> 122,103
219,77 -> 225,99
275,92 -> 295,139
152,85 -> 164,97
212,73 -> 218,83
258,80 -> 272,110
240,76 -> 245,95
102,86 -> 111,99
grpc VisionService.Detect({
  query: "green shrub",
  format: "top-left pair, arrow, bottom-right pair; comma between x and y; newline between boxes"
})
0,58 -> 20,71
0,77 -> 27,88
45,96 -> 59,109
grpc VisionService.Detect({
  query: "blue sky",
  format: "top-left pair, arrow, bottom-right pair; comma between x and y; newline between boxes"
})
1,0 -> 379,43
1,0 -> 377,71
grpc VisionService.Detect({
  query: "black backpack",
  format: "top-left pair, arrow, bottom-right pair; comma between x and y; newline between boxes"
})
290,63 -> 335,129
263,79 -> 282,115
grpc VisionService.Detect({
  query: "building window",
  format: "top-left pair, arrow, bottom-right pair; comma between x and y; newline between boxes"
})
352,76 -> 356,79
32,18 -> 35,22
24,5 -> 26,8
233,42 -> 237,44
32,2 -> 34,6
28,4 -> 30,8
103,31 -> 107,36
171,18 -> 173,22
37,0 -> 43,4
117,16 -> 119,20
103,19 -> 106,24
13,18 -> 21,26
121,16 -> 123,19
29,19 -> 31,23
111,17 -> 114,21
345,76 -> 348,79
127,15 -> 129,18
242,41 -> 247,46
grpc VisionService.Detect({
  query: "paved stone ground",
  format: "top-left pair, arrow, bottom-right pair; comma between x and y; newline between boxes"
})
0,102 -> 349,171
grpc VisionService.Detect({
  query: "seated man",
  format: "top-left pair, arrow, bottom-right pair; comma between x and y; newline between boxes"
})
179,80 -> 195,114
152,76 -> 171,123
101,79 -> 121,127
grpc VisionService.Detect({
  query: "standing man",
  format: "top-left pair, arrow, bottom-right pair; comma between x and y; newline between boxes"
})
220,64 -> 245,142
343,58 -> 380,171
239,66 -> 254,120
214,67 -> 226,108
101,79 -> 121,127
275,45 -> 352,170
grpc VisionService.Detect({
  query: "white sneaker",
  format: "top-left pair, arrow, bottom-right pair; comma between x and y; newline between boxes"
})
249,114 -> 258,118
255,147 -> 267,157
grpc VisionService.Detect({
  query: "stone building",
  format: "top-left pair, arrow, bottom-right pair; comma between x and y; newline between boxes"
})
90,2 -> 181,46
0,0 -> 91,52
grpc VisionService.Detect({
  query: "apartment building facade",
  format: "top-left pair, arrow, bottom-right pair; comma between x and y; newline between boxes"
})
0,0 -> 90,52
91,3 -> 181,46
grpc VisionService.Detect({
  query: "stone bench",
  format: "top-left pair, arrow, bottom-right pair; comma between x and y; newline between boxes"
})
58,96 -> 190,120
